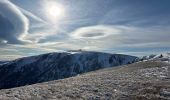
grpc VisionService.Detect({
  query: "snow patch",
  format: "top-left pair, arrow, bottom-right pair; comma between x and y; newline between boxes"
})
139,66 -> 170,78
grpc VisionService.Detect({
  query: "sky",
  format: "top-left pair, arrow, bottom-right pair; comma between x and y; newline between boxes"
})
0,0 -> 170,60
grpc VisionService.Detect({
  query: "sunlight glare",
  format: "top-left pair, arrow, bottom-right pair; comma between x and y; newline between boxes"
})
44,1 -> 65,22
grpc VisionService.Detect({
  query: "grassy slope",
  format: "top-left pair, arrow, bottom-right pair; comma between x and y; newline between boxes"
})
0,61 -> 170,100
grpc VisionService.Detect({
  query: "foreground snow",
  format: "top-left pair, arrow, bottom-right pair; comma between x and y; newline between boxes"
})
0,61 -> 170,100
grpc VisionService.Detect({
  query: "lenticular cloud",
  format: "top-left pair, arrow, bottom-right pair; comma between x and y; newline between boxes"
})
0,0 -> 29,44
70,25 -> 122,39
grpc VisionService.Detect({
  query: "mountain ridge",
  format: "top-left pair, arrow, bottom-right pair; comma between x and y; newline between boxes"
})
0,51 -> 137,89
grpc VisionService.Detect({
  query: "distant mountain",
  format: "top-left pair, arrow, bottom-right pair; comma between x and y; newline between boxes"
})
0,61 -> 169,100
0,51 -> 137,89
140,53 -> 170,62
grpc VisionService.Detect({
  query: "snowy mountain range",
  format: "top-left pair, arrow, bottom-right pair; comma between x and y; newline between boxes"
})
140,53 -> 170,63
0,51 -> 137,89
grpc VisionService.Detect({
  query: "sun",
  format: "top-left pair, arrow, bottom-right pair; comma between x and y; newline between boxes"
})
48,5 -> 64,17
43,1 -> 65,22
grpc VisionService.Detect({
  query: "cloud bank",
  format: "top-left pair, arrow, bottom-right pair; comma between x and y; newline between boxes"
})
0,0 -> 29,44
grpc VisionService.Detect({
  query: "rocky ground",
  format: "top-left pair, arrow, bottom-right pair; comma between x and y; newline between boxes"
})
0,61 -> 170,100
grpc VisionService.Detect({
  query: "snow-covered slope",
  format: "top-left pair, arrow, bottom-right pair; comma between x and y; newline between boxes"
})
140,53 -> 170,63
0,61 -> 9,65
0,51 -> 137,89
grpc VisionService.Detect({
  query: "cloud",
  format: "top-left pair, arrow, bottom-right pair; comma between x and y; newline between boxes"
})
0,43 -> 56,60
70,25 -> 122,39
0,0 -> 29,44
19,7 -> 46,24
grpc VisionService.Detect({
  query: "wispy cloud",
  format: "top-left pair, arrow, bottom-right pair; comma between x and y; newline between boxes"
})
0,0 -> 29,44
19,7 -> 46,24
0,0 -> 54,45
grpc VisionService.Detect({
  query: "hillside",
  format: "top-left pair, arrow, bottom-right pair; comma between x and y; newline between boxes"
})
0,51 -> 137,89
0,61 -> 170,100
